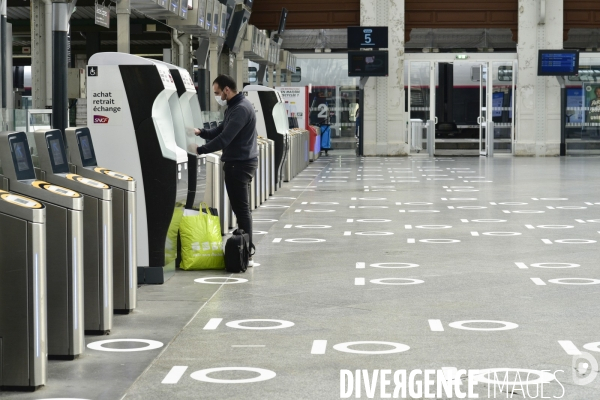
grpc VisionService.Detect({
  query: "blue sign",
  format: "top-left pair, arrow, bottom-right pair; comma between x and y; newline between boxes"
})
538,50 -> 579,76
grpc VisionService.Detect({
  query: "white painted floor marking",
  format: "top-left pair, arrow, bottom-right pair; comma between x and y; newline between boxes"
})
471,232 -> 480,236
531,278 -> 547,285
548,278 -> 600,285
515,263 -> 529,269
332,341 -> 410,355
448,320 -> 518,331
531,263 -> 580,269
284,225 -> 292,229
356,262 -> 365,269
429,320 -> 445,331
162,366 -> 189,384
407,238 -> 416,244
370,263 -> 419,269
344,231 -> 352,236
525,225 -> 535,229
203,318 -> 223,330
558,340 -> 581,355
405,225 -> 412,229
354,278 -> 365,286
347,219 -> 354,223
273,238 -> 282,243
87,339 -> 164,352
226,320 -> 295,330
190,367 -> 276,384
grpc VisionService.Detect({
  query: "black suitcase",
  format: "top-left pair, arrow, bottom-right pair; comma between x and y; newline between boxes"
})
225,229 -> 250,273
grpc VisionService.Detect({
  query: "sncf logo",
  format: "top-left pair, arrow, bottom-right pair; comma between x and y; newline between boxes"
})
94,115 -> 109,124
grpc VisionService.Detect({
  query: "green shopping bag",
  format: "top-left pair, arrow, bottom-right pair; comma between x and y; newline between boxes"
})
179,203 -> 225,270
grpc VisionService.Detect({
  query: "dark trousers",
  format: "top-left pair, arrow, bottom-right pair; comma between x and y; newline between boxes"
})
223,158 -> 259,249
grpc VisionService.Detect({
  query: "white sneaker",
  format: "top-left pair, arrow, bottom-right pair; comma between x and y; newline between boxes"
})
248,257 -> 254,267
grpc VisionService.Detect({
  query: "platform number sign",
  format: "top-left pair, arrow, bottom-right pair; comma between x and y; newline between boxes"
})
347,27 -> 388,49
88,66 -> 98,77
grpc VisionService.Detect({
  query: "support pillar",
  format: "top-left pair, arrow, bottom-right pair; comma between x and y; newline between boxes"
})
116,0 -> 130,53
208,36 -> 219,111
31,0 -> 47,109
51,0 -> 73,136
86,31 -> 101,61
516,0 -> 564,156
360,0 -> 406,156
181,34 -> 192,75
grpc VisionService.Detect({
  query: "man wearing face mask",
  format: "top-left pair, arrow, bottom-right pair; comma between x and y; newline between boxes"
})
194,75 -> 259,266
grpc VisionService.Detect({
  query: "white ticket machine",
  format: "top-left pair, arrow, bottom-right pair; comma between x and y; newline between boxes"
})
243,86 -> 290,189
0,189 -> 47,390
86,52 -> 188,284
33,129 -> 113,334
65,127 -> 137,313
0,131 -> 84,359
154,60 -> 207,211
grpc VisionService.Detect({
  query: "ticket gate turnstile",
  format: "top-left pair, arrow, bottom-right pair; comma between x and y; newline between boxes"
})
65,127 -> 138,314
266,138 -> 276,195
34,129 -> 113,334
204,152 -> 229,235
217,153 -> 230,235
0,131 -> 85,359
0,190 -> 47,390
258,141 -> 267,203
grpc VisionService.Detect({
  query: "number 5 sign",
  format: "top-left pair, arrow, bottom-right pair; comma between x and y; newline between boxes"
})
347,27 -> 389,49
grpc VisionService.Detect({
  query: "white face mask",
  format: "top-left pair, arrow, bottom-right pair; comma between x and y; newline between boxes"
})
215,95 -> 227,107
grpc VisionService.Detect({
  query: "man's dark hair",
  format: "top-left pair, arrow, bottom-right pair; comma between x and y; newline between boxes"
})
213,75 -> 237,92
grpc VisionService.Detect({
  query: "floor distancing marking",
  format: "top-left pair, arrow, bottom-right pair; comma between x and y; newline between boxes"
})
203,318 -> 223,330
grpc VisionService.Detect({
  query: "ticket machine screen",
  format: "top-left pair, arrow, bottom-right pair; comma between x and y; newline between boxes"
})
13,142 -> 29,171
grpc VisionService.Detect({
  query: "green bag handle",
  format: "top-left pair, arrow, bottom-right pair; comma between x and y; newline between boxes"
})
200,202 -> 213,216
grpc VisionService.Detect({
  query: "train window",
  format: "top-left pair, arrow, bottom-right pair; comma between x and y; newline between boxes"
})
470,66 -> 481,82
498,66 -> 513,82
265,67 -> 302,83
249,67 -> 258,83
568,66 -> 600,81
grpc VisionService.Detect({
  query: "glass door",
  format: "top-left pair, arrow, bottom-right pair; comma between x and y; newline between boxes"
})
478,63 -> 489,156
491,61 -> 516,154
407,61 -> 435,154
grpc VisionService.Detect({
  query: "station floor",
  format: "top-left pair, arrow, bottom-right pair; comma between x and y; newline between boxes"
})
3,151 -> 600,400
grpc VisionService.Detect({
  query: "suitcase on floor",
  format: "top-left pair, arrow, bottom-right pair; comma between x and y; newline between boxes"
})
225,229 -> 250,273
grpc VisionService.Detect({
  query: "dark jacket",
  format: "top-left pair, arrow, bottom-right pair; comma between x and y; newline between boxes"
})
197,93 -> 259,162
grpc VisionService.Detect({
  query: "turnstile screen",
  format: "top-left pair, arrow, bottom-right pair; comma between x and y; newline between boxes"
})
13,142 -> 29,171
76,129 -> 98,168
80,136 -> 93,160
45,131 -> 70,174
50,139 -> 65,166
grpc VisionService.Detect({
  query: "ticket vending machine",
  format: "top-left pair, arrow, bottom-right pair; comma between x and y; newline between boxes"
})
243,86 -> 290,189
34,129 -> 113,334
65,127 -> 137,313
0,131 -> 84,359
0,190 -> 47,390
154,61 -> 207,210
86,52 -> 188,284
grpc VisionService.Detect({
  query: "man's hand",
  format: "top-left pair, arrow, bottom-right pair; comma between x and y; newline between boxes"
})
196,145 -> 208,155
194,128 -> 202,136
